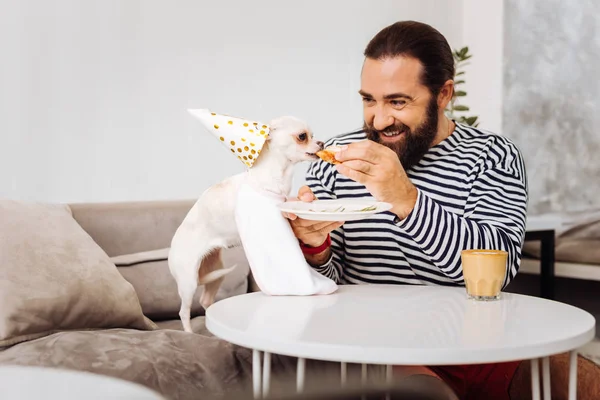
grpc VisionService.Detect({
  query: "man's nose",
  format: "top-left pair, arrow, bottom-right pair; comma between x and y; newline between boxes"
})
316,141 -> 325,149
371,108 -> 394,131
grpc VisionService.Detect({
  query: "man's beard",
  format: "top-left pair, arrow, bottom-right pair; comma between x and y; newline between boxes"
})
364,97 -> 439,171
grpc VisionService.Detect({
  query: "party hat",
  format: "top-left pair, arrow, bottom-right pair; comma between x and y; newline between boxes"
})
188,109 -> 270,168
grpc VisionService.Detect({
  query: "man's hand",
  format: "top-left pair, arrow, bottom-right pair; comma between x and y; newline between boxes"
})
333,140 -> 418,220
283,186 -> 343,247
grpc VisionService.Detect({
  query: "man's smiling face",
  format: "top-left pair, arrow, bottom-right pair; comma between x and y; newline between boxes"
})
360,55 -> 440,170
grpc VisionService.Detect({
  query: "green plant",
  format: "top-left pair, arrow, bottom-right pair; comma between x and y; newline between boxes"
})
445,46 -> 479,127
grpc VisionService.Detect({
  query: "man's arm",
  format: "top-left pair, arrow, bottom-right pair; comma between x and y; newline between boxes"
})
395,161 -> 528,288
332,137 -> 527,288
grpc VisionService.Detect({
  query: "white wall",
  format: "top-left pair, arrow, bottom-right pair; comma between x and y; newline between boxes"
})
460,0 -> 504,134
0,0 -> 463,203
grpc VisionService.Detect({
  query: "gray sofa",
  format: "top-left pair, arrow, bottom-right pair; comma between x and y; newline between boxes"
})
0,198 -> 274,399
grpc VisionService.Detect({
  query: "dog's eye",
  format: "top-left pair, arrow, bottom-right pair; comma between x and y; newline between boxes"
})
298,133 -> 307,141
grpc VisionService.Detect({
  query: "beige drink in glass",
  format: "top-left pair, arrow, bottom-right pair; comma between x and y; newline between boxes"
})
461,249 -> 507,301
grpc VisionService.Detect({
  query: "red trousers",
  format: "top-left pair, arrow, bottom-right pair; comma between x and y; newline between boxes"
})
428,361 -> 522,400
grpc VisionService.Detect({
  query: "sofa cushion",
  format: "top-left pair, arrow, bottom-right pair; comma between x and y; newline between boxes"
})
523,239 -> 600,265
0,316 -> 353,400
555,208 -> 600,240
154,316 -> 212,335
0,200 -> 155,348
113,247 -> 249,321
69,200 -> 195,257
0,326 -> 254,400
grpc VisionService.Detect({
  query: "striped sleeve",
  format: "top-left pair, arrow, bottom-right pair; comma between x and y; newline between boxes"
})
395,153 -> 528,288
304,160 -> 345,283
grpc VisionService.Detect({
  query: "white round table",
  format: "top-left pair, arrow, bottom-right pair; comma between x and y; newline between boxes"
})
0,365 -> 165,399
206,284 -> 596,400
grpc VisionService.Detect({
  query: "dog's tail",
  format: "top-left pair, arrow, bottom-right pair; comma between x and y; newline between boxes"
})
198,264 -> 237,285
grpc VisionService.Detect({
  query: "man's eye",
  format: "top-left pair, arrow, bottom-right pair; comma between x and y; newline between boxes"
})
362,97 -> 374,104
298,133 -> 307,141
391,100 -> 407,107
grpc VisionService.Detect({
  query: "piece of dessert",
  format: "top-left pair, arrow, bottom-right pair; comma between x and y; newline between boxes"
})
316,145 -> 343,164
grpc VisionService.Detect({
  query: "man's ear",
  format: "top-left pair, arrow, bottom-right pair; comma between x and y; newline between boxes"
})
437,79 -> 455,110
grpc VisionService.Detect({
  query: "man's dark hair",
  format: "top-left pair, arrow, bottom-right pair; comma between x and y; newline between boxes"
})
364,20 -> 455,96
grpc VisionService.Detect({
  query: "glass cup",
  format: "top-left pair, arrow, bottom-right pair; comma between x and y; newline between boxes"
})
461,249 -> 508,301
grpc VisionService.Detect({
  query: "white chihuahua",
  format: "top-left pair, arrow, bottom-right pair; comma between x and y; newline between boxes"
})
168,116 -> 324,332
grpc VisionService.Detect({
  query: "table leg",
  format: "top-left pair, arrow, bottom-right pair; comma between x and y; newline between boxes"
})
262,352 -> 271,398
540,230 -> 555,300
297,358 -> 305,393
524,229 -> 556,300
361,363 -> 368,385
252,349 -> 262,399
361,364 -> 369,400
569,350 -> 578,400
542,357 -> 551,400
340,362 -> 347,387
531,359 -> 541,400
385,365 -> 393,400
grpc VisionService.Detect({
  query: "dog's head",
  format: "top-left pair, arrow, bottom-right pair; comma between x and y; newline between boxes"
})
265,116 -> 324,163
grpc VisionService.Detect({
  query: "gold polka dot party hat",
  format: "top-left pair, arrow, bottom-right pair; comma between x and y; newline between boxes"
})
188,109 -> 270,168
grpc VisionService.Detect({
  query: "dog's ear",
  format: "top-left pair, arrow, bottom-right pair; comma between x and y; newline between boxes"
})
268,117 -> 282,131
266,118 -> 283,140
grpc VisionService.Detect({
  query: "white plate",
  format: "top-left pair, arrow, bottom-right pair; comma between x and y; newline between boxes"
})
279,199 -> 392,221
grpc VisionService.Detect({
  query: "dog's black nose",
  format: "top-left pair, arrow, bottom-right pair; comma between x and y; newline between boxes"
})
316,141 -> 324,149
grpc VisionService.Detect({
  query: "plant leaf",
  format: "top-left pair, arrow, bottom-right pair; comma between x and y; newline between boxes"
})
454,80 -> 465,85
465,116 -> 479,125
454,105 -> 470,111
455,90 -> 467,97
455,71 -> 465,76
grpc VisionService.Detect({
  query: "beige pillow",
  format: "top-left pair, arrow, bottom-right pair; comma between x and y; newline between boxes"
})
0,200 -> 156,348
523,239 -> 600,265
114,247 -> 249,321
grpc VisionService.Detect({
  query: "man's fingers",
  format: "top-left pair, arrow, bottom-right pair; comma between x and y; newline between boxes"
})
298,185 -> 312,196
306,220 -> 343,234
291,221 -> 344,246
290,218 -> 343,233
283,189 -> 310,219
292,216 -> 334,228
339,160 -> 374,176
297,185 -> 316,202
282,212 -> 298,220
335,141 -> 380,163
335,163 -> 368,184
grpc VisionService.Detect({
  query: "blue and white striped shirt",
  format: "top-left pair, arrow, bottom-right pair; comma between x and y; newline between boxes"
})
306,124 -> 528,287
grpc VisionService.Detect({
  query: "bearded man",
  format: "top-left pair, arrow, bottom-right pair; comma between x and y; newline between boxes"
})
284,20 -> 600,400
